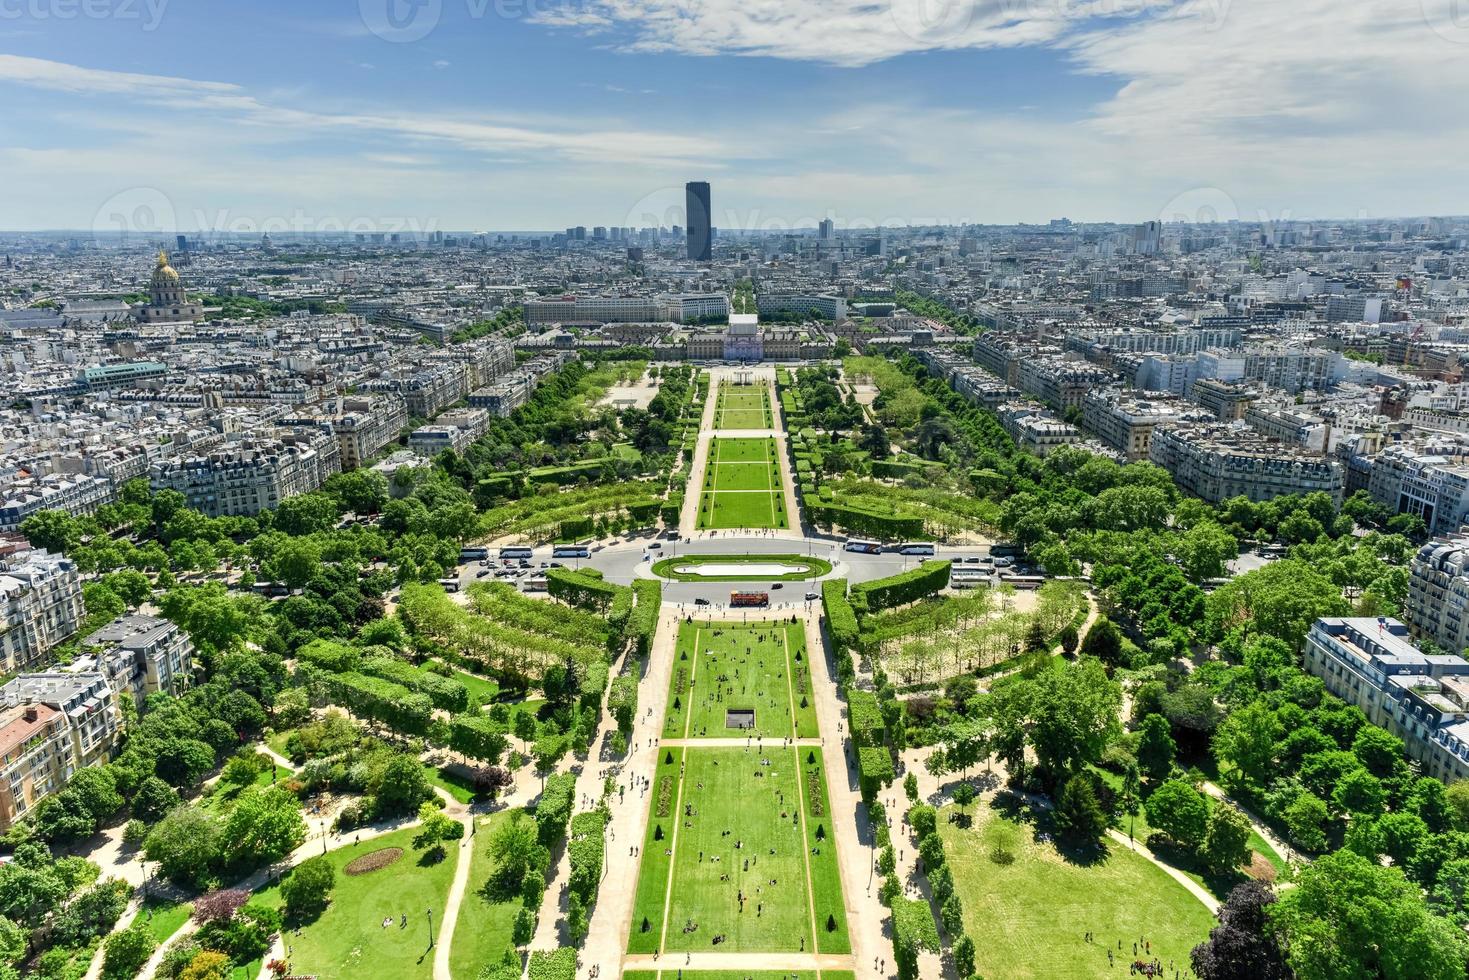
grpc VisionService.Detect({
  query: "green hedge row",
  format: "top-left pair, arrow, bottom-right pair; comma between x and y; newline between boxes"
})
447,713 -> 510,763
536,772 -> 577,845
806,501 -> 925,540
547,566 -> 621,611
360,655 -> 469,713
629,580 -> 662,656
317,671 -> 433,737
848,689 -> 886,748
822,579 -> 859,660
852,560 -> 951,614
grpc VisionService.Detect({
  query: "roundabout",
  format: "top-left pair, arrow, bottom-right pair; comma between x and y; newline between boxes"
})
649,553 -> 833,581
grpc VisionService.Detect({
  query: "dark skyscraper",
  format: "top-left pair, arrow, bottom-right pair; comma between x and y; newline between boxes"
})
685,181 -> 711,261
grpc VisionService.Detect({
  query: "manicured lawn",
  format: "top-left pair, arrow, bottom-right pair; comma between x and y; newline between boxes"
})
651,554 -> 832,582
200,763 -> 296,813
648,747 -> 821,953
697,437 -> 787,531
449,667 -> 500,707
716,384 -> 773,429
423,763 -> 479,804
629,747 -> 685,953
939,804 -> 1214,979
664,621 -> 813,740
138,896 -> 192,944
249,826 -> 458,980
447,809 -> 525,980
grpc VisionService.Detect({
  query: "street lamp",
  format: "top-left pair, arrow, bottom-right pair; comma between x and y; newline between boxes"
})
426,907 -> 435,949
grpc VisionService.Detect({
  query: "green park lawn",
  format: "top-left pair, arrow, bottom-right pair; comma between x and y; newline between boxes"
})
138,896 -> 192,944
939,804 -> 1215,979
650,554 -> 833,582
664,621 -> 817,740
447,809 -> 525,980
249,826 -> 458,980
449,666 -> 500,707
697,437 -> 788,530
716,385 -> 773,429
629,746 -> 845,955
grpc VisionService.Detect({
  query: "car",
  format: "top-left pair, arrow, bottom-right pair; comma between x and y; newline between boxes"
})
519,559 -> 531,568
964,556 -> 981,563
648,542 -> 662,550
804,592 -> 820,601
771,583 -> 783,590
539,561 -> 548,568
549,561 -> 563,568
694,597 -> 711,606
476,569 -> 490,578
993,557 -> 1014,568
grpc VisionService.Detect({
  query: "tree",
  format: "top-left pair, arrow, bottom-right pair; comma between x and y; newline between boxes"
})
0,916 -> 23,967
1136,713 -> 1176,784
1283,793 -> 1329,854
1191,880 -> 1289,980
1200,804 -> 1252,876
0,858 -> 67,929
1269,849 -> 1469,980
953,933 -> 976,978
1332,767 -> 1385,816
1025,658 -> 1121,783
1145,779 -> 1209,847
1079,617 -> 1124,665
488,811 -> 540,892
1212,701 -> 1282,796
1351,725 -> 1405,778
19,509 -> 82,554
904,772 -> 919,803
1054,775 -> 1108,845
102,922 -> 156,980
281,855 -> 335,920
413,802 -> 463,861
132,775 -> 181,823
192,889 -> 249,924
145,806 -> 222,888
222,786 -> 306,869
374,754 -> 433,817
951,782 -> 977,821
1205,560 -> 1349,649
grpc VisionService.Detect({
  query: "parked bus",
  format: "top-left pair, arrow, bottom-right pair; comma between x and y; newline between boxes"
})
437,578 -> 461,593
552,545 -> 591,559
499,546 -> 533,560
460,546 -> 489,562
990,542 -> 1024,558
524,576 -> 549,592
844,539 -> 883,555
999,573 -> 1045,589
730,591 -> 770,608
897,542 -> 936,556
250,581 -> 291,598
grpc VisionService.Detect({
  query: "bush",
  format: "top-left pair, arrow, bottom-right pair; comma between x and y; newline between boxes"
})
535,773 -> 576,844
281,855 -> 335,919
852,561 -> 951,613
527,947 -> 576,980
908,802 -> 937,839
103,922 -> 156,980
858,746 -> 895,801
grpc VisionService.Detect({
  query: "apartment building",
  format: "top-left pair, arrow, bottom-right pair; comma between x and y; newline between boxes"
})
0,551 -> 85,673
1368,443 -> 1469,538
1241,346 -> 1347,393
998,403 -> 1084,457
1304,618 -> 1469,783
1081,390 -> 1185,461
332,395 -> 408,471
1017,358 -> 1114,413
407,408 -> 489,457
1188,378 -> 1257,421
0,474 -> 113,533
0,672 -> 120,829
1408,536 -> 1469,655
78,613 -> 195,706
149,428 -> 341,517
1149,421 -> 1345,504
525,295 -> 661,325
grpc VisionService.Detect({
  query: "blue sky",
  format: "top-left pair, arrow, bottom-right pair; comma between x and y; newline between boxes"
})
1,0 -> 1466,232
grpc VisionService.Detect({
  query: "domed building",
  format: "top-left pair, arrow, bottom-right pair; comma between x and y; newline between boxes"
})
135,250 -> 203,323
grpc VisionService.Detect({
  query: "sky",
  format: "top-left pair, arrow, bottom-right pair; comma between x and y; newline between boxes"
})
0,0 -> 1466,233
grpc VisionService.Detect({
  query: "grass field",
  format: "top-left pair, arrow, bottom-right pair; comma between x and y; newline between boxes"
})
447,809 -> 525,980
716,383 -> 774,429
650,554 -> 833,582
249,826 -> 458,980
663,620 -> 818,740
627,745 -> 849,955
697,437 -> 788,530
138,897 -> 192,945
940,804 -> 1214,979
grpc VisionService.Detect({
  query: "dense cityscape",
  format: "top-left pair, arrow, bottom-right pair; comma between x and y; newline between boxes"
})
6,0 -> 1469,976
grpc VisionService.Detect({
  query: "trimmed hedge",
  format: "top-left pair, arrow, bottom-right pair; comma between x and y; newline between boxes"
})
527,948 -> 576,980
558,517 -> 593,541
852,560 -> 951,614
822,579 -> 859,656
806,501 -> 925,540
608,674 -> 638,735
536,772 -> 577,845
295,638 -> 359,673
858,745 -> 896,801
547,567 -> 621,611
360,655 -> 469,712
848,689 -> 886,748
628,580 -> 661,655
447,713 -> 509,764
567,810 -> 607,902
318,671 -> 433,737
871,458 -> 938,480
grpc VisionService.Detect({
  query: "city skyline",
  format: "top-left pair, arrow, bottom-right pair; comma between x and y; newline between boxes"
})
3,0 -> 1468,231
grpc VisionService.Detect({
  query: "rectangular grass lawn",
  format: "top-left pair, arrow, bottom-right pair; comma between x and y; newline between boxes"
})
697,437 -> 787,530
940,807 -> 1215,980
658,747 -> 815,953
664,621 -> 814,740
248,825 -> 458,980
716,385 -> 773,429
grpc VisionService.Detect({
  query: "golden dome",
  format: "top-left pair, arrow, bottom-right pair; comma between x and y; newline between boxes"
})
153,249 -> 179,283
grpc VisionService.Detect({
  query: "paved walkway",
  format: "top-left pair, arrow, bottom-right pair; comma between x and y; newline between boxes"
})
1106,829 -> 1220,913
622,951 -> 857,971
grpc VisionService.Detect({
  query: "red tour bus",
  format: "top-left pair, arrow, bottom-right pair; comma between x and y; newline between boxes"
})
730,591 -> 769,608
